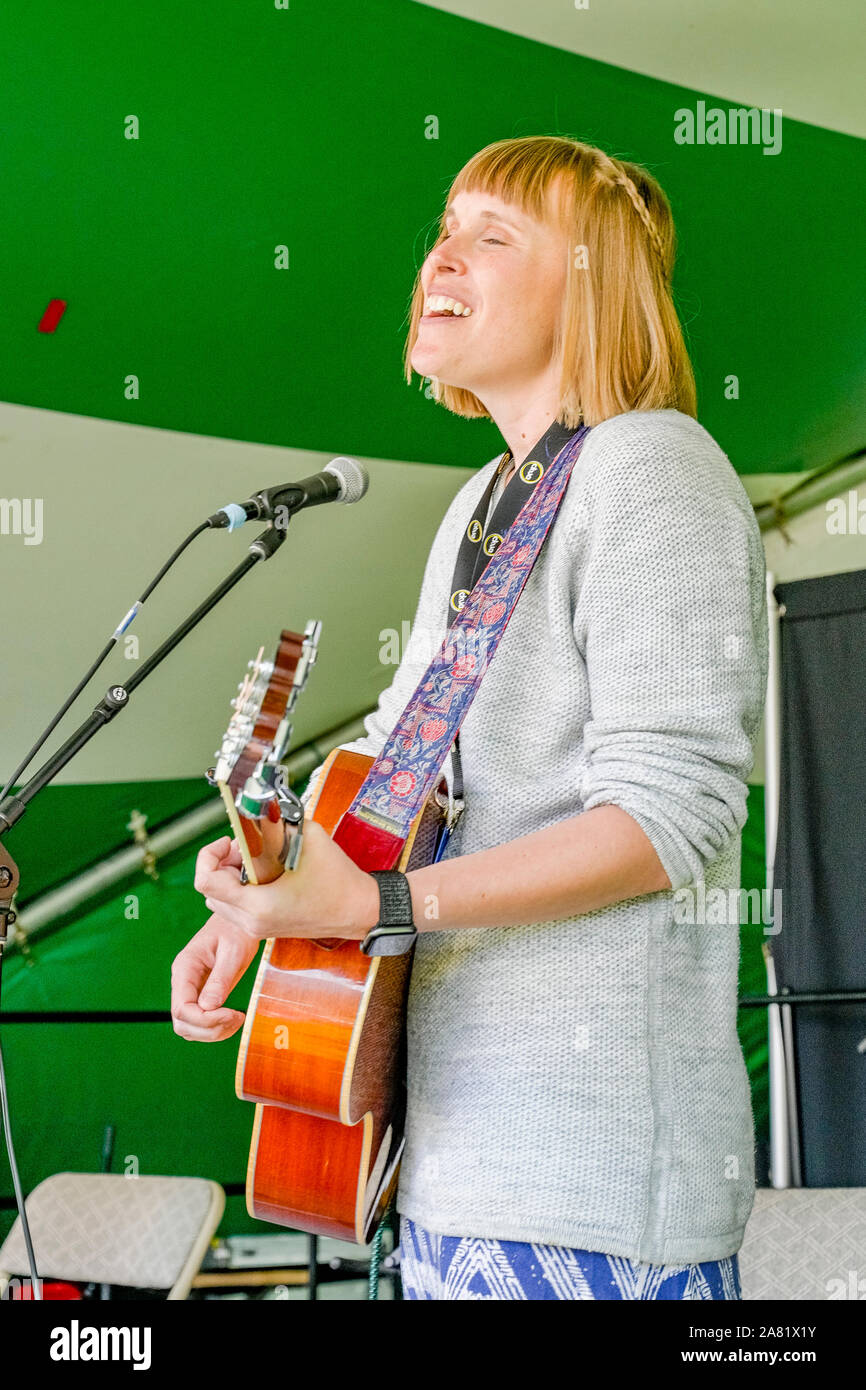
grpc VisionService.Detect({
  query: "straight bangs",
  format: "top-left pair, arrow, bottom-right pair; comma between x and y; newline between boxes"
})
403,135 -> 698,427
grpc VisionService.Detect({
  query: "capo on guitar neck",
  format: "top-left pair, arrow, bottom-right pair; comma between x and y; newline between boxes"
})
235,766 -> 306,879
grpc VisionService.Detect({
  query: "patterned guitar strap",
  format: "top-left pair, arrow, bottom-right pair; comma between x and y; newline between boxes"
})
445,416 -> 585,817
332,418 -> 590,872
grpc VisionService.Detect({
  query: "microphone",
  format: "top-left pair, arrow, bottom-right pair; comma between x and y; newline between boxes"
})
207,456 -> 369,530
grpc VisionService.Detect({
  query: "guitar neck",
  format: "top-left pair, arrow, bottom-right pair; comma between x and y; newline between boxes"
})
211,622 -> 321,888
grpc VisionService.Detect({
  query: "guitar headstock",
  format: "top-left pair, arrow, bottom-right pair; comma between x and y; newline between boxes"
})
209,619 -> 321,885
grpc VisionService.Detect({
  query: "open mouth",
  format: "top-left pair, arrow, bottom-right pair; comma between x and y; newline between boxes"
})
420,312 -> 471,323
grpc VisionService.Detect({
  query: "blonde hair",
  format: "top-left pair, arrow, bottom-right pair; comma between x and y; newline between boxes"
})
403,135 -> 697,427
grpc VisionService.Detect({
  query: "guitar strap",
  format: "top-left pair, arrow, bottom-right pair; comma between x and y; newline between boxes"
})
445,416 -> 585,805
331,419 -> 591,872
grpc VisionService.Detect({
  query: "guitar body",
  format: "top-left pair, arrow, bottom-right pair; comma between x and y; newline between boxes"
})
236,749 -> 444,1244
211,630 -> 447,1245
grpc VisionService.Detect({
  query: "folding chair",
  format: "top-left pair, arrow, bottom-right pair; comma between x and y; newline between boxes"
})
0,1171 -> 224,1300
739,1185 -> 866,1299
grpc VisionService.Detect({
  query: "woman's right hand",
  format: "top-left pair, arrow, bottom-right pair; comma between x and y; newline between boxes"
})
170,913 -> 261,1042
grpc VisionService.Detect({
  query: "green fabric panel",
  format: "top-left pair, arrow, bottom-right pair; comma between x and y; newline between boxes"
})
1,783 -> 770,1240
0,828 -> 267,1241
1,0 -> 862,474
6,779 -> 212,905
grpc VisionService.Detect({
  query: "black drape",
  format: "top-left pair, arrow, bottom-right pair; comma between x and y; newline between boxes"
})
773,567 -> 866,1184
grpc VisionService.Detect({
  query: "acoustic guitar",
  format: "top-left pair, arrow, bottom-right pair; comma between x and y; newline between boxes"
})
209,623 -> 450,1244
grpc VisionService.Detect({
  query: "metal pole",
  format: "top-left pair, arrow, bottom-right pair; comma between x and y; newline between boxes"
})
754,449 -> 866,533
763,571 -> 800,1188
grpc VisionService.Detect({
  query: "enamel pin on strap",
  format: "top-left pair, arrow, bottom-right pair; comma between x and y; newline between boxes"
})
447,417 -> 581,620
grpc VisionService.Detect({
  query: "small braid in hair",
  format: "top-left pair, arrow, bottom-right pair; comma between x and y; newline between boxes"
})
596,154 -> 669,281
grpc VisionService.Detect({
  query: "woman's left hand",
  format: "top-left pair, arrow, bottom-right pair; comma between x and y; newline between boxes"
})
193,823 -> 380,943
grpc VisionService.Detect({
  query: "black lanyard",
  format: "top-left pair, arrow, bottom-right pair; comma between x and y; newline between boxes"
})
446,417 -> 580,624
445,417 -> 584,800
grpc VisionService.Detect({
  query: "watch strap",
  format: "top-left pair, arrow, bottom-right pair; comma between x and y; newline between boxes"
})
360,870 -> 417,957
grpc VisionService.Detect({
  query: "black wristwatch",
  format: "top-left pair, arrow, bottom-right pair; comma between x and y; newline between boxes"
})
360,870 -> 418,956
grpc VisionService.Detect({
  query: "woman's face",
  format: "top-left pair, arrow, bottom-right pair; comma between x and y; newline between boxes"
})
411,184 -> 569,401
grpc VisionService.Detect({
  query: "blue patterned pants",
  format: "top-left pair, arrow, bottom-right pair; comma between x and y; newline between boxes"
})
398,1215 -> 741,1300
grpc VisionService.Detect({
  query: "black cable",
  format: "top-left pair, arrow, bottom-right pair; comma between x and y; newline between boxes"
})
0,639 -> 114,804
0,521 -> 209,803
0,517 -> 211,1295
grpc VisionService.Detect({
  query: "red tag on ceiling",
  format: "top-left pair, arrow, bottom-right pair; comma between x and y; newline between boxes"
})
38,299 -> 67,333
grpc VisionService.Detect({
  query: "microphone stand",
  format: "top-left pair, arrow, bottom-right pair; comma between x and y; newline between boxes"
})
0,518 -> 288,990
0,515 -> 295,1301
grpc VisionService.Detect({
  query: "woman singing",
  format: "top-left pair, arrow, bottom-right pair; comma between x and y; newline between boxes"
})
171,135 -> 768,1302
